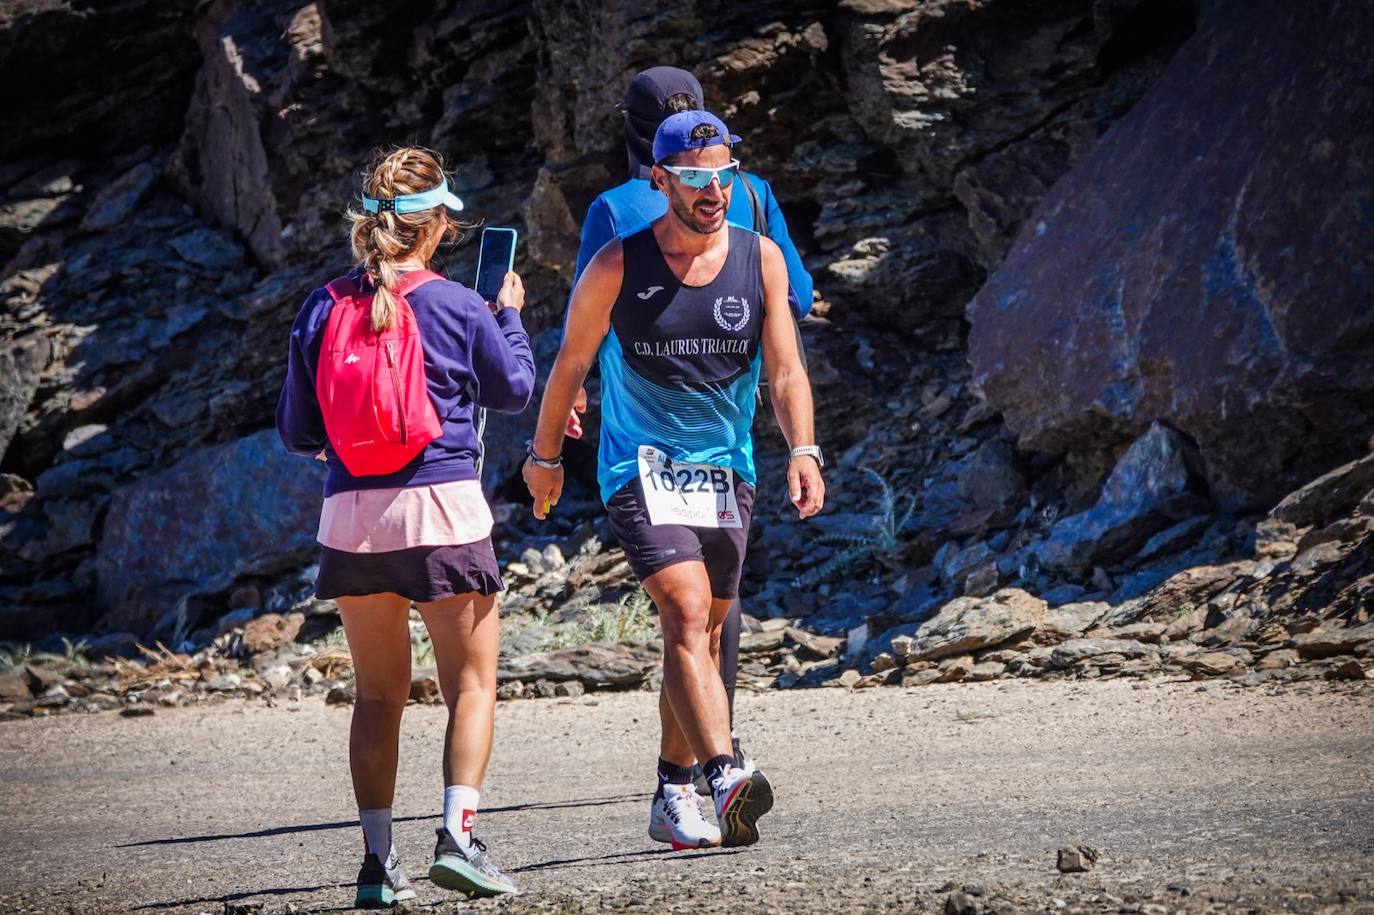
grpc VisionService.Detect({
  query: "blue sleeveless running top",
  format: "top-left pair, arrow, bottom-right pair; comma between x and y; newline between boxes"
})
596,224 -> 765,504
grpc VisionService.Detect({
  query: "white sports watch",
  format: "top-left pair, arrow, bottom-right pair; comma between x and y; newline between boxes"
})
789,445 -> 825,468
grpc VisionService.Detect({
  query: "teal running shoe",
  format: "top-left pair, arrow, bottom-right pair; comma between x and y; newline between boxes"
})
354,851 -> 417,908
428,827 -> 518,897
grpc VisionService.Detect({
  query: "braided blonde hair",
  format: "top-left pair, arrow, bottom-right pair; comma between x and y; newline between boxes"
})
347,147 -> 468,331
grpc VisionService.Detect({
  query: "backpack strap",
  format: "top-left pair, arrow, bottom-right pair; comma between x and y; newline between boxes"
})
323,270 -> 442,305
742,173 -> 769,236
323,273 -> 359,304
391,269 -> 445,301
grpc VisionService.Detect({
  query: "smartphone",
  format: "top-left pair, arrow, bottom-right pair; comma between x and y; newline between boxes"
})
474,227 -> 518,304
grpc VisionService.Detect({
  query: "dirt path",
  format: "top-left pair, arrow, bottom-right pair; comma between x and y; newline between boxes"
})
2,677 -> 1372,914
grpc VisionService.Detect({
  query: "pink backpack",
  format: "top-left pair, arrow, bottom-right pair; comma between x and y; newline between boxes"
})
315,271 -> 443,476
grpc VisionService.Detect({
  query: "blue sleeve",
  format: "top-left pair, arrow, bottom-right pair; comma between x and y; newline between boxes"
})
751,175 -> 814,318
468,304 -> 536,414
573,195 -> 617,289
275,289 -> 331,456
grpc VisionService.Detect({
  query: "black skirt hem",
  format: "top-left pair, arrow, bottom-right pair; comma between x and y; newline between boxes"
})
315,539 -> 506,603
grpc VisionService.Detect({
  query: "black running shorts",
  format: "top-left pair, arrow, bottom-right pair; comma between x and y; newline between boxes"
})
605,475 -> 756,600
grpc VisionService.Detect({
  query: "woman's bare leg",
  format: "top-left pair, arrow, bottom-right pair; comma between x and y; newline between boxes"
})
337,593 -> 413,809
416,591 -> 500,788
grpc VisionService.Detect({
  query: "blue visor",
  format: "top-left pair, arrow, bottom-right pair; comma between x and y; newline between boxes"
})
361,180 -> 464,215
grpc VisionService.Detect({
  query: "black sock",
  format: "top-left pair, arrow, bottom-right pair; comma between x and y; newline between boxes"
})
702,754 -> 735,792
655,758 -> 695,800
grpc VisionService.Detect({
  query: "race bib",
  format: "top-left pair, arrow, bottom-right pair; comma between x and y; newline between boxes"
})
637,445 -> 741,529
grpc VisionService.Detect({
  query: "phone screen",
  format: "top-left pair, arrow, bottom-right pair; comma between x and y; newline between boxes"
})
475,228 -> 517,304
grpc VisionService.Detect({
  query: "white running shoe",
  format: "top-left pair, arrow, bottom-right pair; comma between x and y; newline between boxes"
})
648,783 -> 722,850
710,763 -> 774,847
695,738 -> 756,796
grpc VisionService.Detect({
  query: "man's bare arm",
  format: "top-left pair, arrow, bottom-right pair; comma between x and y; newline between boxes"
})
523,239 -> 622,516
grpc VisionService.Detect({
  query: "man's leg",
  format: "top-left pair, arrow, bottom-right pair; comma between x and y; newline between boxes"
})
643,562 -> 734,768
719,596 -> 741,732
662,590 -> 728,766
645,562 -> 730,849
710,482 -> 755,768
691,601 -> 735,792
645,562 -> 771,847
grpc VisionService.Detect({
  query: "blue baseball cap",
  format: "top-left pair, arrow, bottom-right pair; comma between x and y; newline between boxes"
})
652,111 -> 741,164
361,178 -> 464,215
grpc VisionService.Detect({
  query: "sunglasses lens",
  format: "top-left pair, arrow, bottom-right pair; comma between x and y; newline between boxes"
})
718,166 -> 737,188
678,169 -> 711,189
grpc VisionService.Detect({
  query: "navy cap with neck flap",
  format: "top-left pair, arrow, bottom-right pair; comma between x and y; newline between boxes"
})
622,66 -> 704,179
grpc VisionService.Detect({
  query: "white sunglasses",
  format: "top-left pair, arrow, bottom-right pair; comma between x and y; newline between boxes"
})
658,159 -> 741,189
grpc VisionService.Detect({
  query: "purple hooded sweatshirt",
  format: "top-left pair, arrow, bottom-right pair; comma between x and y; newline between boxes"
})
276,268 -> 535,497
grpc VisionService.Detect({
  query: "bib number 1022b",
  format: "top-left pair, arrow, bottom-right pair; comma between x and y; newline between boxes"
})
636,445 -> 741,529
645,466 -> 730,495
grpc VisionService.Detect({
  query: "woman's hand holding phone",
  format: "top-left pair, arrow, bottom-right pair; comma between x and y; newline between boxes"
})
495,271 -> 524,313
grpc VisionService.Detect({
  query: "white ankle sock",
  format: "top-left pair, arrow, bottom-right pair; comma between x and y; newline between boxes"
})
443,784 -> 480,850
359,808 -> 395,863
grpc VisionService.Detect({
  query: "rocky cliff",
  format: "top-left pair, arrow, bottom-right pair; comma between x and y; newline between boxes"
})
0,0 -> 1369,685
968,0 -> 1374,511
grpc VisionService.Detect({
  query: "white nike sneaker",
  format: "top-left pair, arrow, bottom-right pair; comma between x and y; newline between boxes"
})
710,763 -> 774,847
648,783 -> 722,850
692,739 -> 755,796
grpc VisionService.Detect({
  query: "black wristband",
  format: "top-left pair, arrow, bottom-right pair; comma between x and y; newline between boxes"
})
525,439 -> 563,468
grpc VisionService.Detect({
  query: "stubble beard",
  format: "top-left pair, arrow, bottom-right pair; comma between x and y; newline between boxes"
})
668,184 -> 725,236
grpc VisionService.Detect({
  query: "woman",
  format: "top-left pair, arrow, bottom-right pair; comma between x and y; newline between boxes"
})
276,147 -> 534,906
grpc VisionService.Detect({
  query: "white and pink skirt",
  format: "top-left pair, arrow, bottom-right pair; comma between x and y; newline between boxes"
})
314,480 -> 504,601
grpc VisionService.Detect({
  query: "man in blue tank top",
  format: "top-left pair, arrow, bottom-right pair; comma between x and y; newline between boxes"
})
525,111 -> 825,851
566,66 -> 815,792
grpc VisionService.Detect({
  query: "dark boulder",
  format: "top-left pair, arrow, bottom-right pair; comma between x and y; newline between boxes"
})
1037,422 -> 1207,573
95,430 -> 324,635
968,0 -> 1374,510
955,439 -> 1025,510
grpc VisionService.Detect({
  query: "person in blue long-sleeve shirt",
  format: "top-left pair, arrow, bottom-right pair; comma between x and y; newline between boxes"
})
565,66 -> 816,796
276,147 -> 531,902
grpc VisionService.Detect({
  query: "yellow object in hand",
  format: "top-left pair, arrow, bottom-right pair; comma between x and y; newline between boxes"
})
542,497 -> 551,516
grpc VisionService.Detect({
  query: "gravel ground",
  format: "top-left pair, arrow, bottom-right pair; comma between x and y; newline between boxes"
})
1,677 -> 1372,914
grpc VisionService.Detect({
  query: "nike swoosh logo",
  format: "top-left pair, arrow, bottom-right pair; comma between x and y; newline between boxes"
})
637,285 -> 664,300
